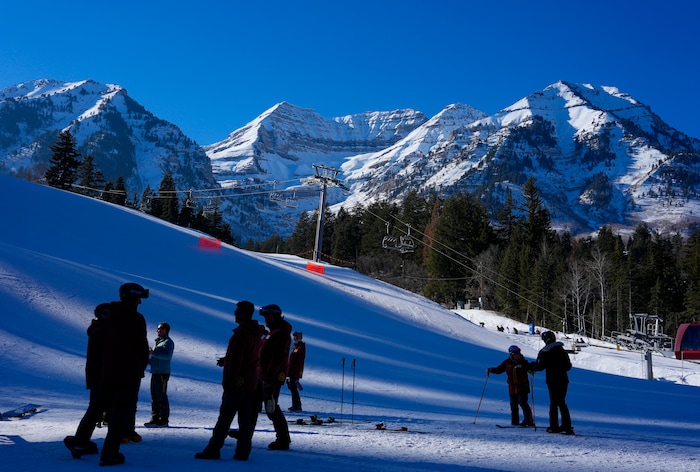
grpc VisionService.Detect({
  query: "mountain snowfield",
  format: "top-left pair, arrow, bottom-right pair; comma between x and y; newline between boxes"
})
202,81 -> 700,239
339,81 -> 700,234
4,79 -> 700,242
1,174 -> 699,471
0,78 -> 216,196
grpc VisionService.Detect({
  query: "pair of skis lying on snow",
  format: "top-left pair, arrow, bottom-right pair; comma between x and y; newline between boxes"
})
495,424 -> 576,435
289,415 -> 423,433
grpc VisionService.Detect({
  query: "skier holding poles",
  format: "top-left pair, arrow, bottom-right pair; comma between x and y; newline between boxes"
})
473,370 -> 489,424
487,345 -> 534,427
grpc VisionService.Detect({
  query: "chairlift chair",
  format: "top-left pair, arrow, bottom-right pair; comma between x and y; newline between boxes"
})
184,189 -> 197,209
269,181 -> 285,203
285,191 -> 298,208
398,224 -> 415,253
398,235 -> 415,253
140,197 -> 152,212
203,199 -> 217,216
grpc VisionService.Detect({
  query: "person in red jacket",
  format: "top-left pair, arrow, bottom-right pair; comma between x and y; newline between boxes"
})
258,304 -> 292,450
488,345 -> 533,427
286,331 -> 306,412
195,300 -> 263,461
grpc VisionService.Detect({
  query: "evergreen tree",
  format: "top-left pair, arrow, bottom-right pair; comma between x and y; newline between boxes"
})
681,230 -> 700,322
178,204 -> 196,228
155,172 -> 179,223
113,176 -> 127,206
627,223 -> 654,314
287,211 -> 313,257
360,201 -> 400,257
424,192 -> 493,305
258,232 -> 284,253
522,176 -> 552,252
496,238 -> 525,315
102,181 -> 115,202
331,207 -> 362,264
45,129 -> 81,190
496,187 -> 521,242
399,191 -> 432,266
76,154 -> 105,197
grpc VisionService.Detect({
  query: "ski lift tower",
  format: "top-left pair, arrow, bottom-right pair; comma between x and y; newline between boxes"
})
301,164 -> 348,262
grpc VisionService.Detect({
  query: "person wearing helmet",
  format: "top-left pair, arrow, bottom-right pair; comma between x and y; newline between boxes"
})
63,282 -> 149,465
257,304 -> 293,450
488,345 -> 533,426
529,331 -> 573,434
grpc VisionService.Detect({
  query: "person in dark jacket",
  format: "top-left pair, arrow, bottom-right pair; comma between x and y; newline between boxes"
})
488,345 -> 533,426
64,282 -> 149,465
98,282 -> 151,466
145,322 -> 174,427
63,303 -> 111,458
286,331 -> 306,412
195,301 -> 262,462
257,304 -> 292,450
529,331 -> 573,434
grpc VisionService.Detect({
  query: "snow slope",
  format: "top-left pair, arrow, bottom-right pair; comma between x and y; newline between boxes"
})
1,174 -> 699,471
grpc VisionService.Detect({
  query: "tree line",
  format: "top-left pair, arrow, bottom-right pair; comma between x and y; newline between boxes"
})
247,178 -> 700,341
44,129 -> 235,244
45,130 -> 700,340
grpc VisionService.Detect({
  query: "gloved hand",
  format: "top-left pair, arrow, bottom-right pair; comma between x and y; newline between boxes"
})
216,357 -> 225,367
487,368 -> 493,374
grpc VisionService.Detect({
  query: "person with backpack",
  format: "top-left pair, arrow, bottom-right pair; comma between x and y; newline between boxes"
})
257,304 -> 292,450
529,331 -> 574,434
487,345 -> 533,427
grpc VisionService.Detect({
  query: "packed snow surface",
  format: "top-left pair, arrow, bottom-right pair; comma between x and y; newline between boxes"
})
1,174 -> 699,471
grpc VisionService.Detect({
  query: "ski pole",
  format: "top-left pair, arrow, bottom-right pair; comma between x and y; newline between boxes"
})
351,358 -> 356,424
530,372 -> 536,431
340,357 -> 346,422
473,370 -> 489,424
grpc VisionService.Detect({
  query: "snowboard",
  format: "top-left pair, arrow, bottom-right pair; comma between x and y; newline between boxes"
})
0,403 -> 40,420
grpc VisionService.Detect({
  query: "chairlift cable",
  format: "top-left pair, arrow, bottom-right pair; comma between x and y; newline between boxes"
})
365,207 -> 566,324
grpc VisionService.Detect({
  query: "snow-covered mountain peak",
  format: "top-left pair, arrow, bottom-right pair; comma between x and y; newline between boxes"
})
2,79 -> 700,242
0,78 -> 215,197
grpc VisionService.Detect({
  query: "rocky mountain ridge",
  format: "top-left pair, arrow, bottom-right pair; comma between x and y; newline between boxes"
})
2,79 -> 699,241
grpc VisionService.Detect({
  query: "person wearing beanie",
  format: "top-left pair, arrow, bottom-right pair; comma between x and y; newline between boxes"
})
286,331 -> 306,412
257,304 -> 293,450
195,300 -> 263,461
529,331 -> 573,434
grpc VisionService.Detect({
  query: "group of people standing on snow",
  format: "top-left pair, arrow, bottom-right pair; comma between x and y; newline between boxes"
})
64,283 -> 306,466
487,331 -> 573,435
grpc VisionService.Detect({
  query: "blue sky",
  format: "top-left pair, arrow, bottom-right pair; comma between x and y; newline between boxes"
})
2,0 -> 698,145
